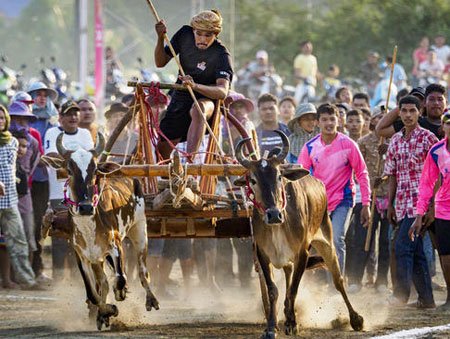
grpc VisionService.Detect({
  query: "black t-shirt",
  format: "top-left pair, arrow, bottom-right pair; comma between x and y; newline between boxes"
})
393,116 -> 443,139
164,25 -> 233,101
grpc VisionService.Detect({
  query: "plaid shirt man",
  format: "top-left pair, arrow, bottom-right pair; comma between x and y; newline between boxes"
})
384,126 -> 438,220
0,138 -> 18,209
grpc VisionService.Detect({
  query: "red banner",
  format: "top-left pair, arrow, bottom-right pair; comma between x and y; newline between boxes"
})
94,0 -> 104,110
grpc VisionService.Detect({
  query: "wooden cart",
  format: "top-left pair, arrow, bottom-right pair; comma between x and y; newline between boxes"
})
100,81 -> 258,239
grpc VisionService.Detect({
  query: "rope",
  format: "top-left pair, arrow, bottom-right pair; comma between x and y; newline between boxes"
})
167,162 -> 189,208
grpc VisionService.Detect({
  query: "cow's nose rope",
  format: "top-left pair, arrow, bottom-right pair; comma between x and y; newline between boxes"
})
63,179 -> 101,209
244,175 -> 287,214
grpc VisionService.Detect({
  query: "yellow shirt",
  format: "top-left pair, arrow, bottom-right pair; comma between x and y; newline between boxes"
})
293,54 -> 318,81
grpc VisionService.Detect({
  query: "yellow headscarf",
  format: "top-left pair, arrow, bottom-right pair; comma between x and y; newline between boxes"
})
190,9 -> 222,35
0,105 -> 12,146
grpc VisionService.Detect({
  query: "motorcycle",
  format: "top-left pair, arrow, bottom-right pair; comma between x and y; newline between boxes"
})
137,57 -> 160,83
294,76 -> 316,104
48,56 -> 71,103
0,55 -> 18,106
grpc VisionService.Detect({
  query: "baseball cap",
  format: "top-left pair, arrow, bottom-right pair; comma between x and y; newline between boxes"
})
60,100 -> 80,115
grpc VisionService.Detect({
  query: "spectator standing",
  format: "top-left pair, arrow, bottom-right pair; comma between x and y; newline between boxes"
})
278,96 -> 296,127
27,82 -> 58,283
359,51 -> 382,97
293,40 -> 318,104
410,110 -> 450,310
335,87 -> 353,106
431,34 -> 450,65
412,37 -> 430,86
346,110 -> 390,293
287,103 -> 319,163
384,95 -> 437,308
44,101 -> 94,281
298,103 -> 371,272
77,99 -> 98,143
255,93 -> 290,155
0,105 -> 40,289
8,102 -> 40,262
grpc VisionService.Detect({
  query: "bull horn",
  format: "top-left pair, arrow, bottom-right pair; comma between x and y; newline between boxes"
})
273,130 -> 290,163
235,137 -> 252,169
56,133 -> 69,157
93,132 -> 106,156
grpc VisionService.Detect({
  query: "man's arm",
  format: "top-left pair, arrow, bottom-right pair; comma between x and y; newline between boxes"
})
375,107 -> 399,138
154,20 -> 171,67
386,175 -> 397,226
179,76 -> 230,100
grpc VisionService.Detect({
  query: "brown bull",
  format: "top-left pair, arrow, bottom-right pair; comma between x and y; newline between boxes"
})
48,133 -> 159,330
235,130 -> 363,339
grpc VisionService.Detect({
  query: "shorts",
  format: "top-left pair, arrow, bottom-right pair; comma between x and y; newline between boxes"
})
159,99 -> 214,143
148,239 -> 165,257
162,239 -> 192,261
433,218 -> 450,256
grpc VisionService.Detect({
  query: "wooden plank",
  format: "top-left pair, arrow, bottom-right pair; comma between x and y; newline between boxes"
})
107,164 -> 248,177
146,217 -> 251,238
145,208 -> 251,218
107,163 -> 306,178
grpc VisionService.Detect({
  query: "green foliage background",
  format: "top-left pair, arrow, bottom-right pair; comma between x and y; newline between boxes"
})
0,0 -> 449,84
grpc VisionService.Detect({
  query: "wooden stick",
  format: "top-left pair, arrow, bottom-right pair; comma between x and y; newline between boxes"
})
127,81 -> 186,91
145,0 -> 224,155
365,45 -> 397,252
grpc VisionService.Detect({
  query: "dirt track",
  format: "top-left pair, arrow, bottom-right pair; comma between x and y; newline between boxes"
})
1,264 -> 450,339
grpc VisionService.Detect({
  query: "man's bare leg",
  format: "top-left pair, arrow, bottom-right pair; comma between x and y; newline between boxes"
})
186,99 -> 215,159
157,138 -> 181,161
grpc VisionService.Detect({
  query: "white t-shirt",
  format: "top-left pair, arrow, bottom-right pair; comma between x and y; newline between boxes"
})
45,127 -> 94,200
431,44 -> 450,64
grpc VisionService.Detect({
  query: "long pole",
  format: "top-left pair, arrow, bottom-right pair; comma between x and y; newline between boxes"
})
364,46 -> 397,252
144,0 -> 224,155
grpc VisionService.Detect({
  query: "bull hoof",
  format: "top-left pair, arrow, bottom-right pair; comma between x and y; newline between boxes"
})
146,295 -> 160,311
284,321 -> 298,335
114,287 -> 127,301
350,312 -> 364,331
261,329 -> 277,339
96,304 -> 119,330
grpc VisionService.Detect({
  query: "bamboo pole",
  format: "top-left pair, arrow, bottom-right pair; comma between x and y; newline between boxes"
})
364,45 -> 397,252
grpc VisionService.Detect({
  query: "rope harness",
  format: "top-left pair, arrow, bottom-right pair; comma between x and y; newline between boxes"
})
244,175 -> 287,215
63,179 -> 99,209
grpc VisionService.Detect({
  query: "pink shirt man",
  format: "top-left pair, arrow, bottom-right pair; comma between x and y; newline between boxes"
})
298,132 -> 371,212
416,137 -> 450,220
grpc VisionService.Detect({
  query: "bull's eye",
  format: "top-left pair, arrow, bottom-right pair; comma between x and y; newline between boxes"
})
250,178 -> 256,185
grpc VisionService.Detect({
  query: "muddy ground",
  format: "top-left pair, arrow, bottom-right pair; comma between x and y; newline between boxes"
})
1,258 -> 450,338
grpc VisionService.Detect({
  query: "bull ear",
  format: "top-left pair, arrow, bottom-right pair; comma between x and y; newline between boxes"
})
281,167 -> 309,181
97,161 -> 121,174
233,176 -> 247,187
41,155 -> 65,170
